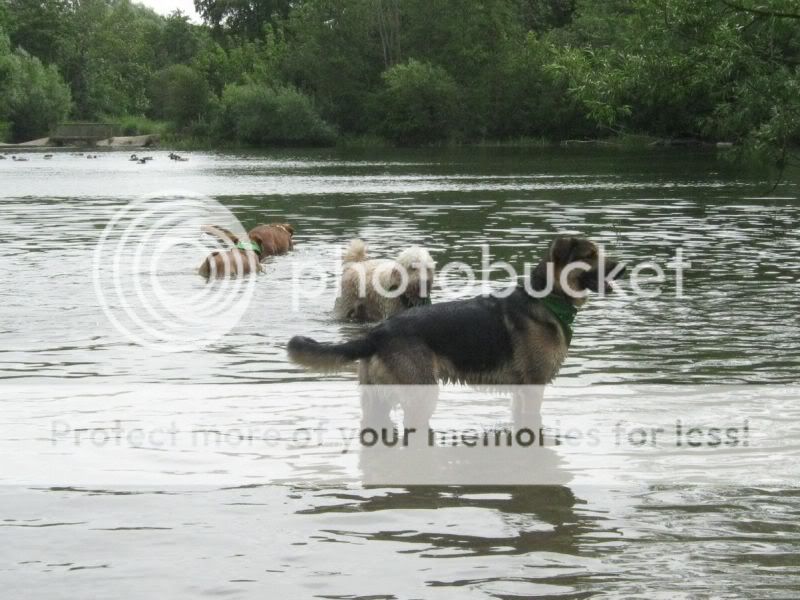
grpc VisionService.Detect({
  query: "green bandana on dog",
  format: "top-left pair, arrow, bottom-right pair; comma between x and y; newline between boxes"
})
236,240 -> 262,253
539,295 -> 578,346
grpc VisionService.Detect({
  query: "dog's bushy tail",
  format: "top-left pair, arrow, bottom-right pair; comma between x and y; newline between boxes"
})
288,335 -> 376,371
343,239 -> 367,263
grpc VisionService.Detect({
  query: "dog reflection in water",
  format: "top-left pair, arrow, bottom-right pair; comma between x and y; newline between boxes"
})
357,385 -> 570,487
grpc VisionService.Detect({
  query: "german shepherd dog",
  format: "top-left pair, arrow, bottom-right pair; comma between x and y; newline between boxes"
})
288,236 -> 624,389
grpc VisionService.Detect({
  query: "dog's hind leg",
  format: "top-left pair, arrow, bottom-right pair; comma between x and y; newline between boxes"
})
378,341 -> 439,430
359,356 -> 401,432
360,385 -> 396,433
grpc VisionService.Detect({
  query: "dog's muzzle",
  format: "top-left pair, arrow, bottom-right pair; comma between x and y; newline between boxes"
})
581,261 -> 626,293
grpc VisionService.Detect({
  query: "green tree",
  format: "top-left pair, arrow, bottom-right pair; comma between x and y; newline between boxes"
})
398,0 -> 527,138
551,0 -> 800,162
0,30 -> 10,141
5,0 -> 70,67
194,0 -> 292,38
49,0 -> 161,118
217,82 -> 335,145
518,0 -> 576,31
489,33 -> 593,140
149,64 -> 211,127
191,27 -> 285,95
282,0 -> 385,133
0,45 -> 71,141
153,10 -> 207,67
378,59 -> 460,145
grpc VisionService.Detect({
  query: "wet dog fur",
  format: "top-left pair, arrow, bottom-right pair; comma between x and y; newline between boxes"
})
333,239 -> 435,322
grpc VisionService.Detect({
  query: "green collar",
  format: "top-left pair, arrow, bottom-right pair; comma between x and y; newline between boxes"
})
236,240 -> 262,253
539,295 -> 578,346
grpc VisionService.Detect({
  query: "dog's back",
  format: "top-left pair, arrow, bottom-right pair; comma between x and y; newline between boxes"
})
198,249 -> 260,278
248,223 -> 294,256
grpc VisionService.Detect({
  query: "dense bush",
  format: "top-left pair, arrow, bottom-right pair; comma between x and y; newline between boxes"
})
0,44 -> 71,142
149,64 -> 211,127
378,59 -> 461,145
489,34 -> 595,140
217,83 -> 335,146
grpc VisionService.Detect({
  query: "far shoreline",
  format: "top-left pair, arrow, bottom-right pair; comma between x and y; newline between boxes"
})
0,133 -> 742,154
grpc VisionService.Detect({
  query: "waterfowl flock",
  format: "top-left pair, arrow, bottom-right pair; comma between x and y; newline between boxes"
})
1,151 -> 190,163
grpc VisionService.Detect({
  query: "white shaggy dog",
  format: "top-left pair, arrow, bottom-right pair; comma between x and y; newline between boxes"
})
334,239 -> 435,322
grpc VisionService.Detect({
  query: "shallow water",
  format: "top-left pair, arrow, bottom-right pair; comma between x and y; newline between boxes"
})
0,148 -> 798,598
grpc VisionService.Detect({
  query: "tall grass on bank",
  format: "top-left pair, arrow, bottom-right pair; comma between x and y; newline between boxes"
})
110,115 -> 172,137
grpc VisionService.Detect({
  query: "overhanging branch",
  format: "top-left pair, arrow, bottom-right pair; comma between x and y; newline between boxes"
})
721,1 -> 800,19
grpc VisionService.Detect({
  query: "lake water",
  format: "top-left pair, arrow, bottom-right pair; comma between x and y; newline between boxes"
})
0,148 -> 798,598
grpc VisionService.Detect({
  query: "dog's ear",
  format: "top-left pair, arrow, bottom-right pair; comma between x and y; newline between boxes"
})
549,236 -> 579,267
280,223 -> 295,236
388,265 -> 405,291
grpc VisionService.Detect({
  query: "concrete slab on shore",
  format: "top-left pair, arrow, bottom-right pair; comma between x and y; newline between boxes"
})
96,134 -> 160,147
0,137 -> 52,147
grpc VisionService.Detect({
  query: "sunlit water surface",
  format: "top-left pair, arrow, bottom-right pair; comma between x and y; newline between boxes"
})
0,149 -> 798,598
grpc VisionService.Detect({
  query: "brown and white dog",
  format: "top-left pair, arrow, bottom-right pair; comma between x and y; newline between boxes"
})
198,223 -> 294,278
333,239 -> 435,322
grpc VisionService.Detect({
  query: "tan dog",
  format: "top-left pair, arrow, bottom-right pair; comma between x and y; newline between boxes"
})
333,239 -> 435,321
198,223 -> 294,278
